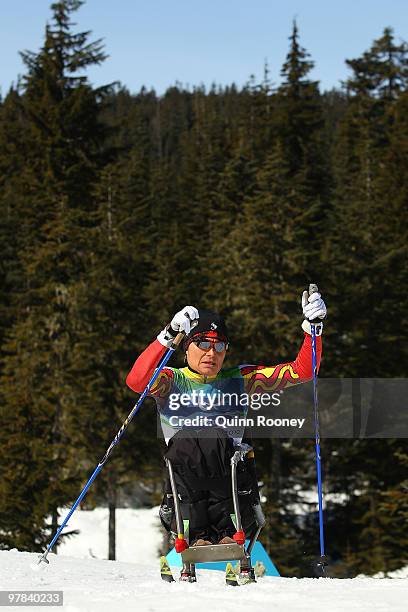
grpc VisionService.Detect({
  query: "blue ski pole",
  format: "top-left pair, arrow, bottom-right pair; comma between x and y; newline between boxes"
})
34,329 -> 188,569
309,283 -> 327,576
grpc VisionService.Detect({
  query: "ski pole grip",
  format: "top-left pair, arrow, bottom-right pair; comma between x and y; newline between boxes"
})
309,283 -> 319,323
308,283 -> 321,325
170,318 -> 199,349
171,331 -> 186,348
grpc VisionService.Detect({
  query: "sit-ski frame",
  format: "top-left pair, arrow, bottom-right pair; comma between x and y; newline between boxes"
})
166,449 -> 265,579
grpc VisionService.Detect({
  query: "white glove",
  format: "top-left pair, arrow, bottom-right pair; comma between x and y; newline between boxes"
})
301,291 -> 326,336
157,306 -> 199,347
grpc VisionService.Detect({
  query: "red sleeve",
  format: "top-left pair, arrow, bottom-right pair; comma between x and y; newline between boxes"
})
126,339 -> 170,394
291,332 -> 322,379
240,333 -> 322,394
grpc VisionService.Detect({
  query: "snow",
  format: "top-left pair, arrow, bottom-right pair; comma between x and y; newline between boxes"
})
1,508 -> 406,610
288,487 -> 349,515
0,550 -> 407,612
56,506 -> 163,564
371,566 -> 408,579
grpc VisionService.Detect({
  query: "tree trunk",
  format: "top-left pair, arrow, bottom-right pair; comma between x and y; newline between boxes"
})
108,480 -> 116,561
266,438 -> 281,555
271,438 -> 281,503
51,509 -> 59,554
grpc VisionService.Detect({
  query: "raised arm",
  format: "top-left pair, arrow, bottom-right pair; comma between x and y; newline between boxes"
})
240,288 -> 327,394
126,338 -> 171,394
125,305 -> 199,395
240,332 -> 322,394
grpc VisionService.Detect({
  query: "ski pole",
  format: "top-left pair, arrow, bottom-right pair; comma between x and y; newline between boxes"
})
309,283 -> 327,575
34,330 -> 187,569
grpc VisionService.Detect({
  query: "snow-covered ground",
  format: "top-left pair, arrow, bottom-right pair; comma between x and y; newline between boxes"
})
1,508 -> 406,610
1,549 -> 407,612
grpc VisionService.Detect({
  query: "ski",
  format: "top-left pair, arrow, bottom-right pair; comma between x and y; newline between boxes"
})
160,556 -> 175,582
238,567 -> 257,585
225,562 -> 239,586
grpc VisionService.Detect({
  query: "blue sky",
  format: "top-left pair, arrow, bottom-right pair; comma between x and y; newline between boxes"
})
1,0 -> 407,96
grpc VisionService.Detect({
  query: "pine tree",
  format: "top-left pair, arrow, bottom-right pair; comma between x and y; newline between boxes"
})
0,0 -> 111,551
0,89 -> 27,359
345,27 -> 408,100
328,28 -> 408,376
67,155 -> 162,558
225,22 -> 328,359
320,28 -> 408,576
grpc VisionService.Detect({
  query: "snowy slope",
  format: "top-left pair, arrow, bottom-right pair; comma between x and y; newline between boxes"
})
1,550 -> 407,612
57,506 -> 163,564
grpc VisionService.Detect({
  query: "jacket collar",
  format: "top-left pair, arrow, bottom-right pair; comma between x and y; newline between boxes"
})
181,364 -> 219,383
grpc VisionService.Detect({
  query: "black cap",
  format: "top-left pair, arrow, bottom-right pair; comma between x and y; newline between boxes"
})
183,308 -> 229,351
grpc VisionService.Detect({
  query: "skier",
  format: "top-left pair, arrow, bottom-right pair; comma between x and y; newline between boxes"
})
126,290 -> 326,550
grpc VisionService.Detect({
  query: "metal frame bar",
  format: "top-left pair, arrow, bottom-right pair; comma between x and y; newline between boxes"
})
165,458 -> 184,538
230,451 -> 244,533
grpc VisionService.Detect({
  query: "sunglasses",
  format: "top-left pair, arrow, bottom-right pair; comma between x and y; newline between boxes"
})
193,338 -> 228,353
